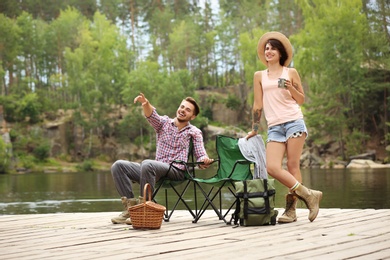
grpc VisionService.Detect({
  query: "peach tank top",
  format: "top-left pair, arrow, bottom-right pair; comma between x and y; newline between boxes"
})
261,67 -> 303,127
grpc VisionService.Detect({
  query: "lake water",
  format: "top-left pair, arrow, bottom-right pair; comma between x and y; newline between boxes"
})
1,167 -> 389,214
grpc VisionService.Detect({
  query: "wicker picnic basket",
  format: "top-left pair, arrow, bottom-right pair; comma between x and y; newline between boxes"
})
128,183 -> 166,229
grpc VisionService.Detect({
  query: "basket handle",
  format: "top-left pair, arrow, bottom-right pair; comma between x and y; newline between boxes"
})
143,183 -> 152,203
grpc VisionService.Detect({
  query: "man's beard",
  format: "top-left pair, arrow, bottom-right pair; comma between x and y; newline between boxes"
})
176,117 -> 187,123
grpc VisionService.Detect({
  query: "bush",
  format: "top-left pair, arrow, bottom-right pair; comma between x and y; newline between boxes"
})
77,160 -> 95,172
33,142 -> 50,162
344,129 -> 370,157
225,94 -> 241,110
18,155 -> 35,170
0,138 -> 11,173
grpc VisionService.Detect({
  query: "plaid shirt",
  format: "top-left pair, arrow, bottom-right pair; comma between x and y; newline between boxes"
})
146,109 -> 208,170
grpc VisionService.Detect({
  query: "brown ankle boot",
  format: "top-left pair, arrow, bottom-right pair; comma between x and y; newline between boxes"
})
293,184 -> 322,222
277,193 -> 298,223
111,196 -> 131,224
125,198 -> 139,225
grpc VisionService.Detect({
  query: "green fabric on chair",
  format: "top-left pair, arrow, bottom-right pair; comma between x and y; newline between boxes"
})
192,135 -> 254,223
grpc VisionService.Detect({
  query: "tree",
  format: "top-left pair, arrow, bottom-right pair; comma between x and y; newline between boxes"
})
294,0 -> 368,158
0,0 -> 97,21
64,11 -> 130,158
362,0 -> 390,146
0,14 -> 21,95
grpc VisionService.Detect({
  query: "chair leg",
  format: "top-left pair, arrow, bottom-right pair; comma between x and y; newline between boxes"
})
192,183 -> 227,223
193,182 -> 238,224
164,189 -> 169,222
164,181 -> 197,221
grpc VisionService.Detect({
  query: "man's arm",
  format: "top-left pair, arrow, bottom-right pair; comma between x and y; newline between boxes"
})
134,92 -> 153,117
192,130 -> 214,169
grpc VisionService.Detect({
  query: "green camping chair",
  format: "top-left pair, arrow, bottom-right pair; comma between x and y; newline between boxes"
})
192,135 -> 254,223
152,138 -> 203,222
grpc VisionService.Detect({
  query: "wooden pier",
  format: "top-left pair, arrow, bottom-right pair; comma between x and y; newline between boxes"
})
0,208 -> 389,259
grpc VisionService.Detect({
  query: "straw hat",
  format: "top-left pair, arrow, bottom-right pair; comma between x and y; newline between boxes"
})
257,31 -> 293,67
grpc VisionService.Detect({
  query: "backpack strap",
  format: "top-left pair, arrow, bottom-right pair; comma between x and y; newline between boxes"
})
243,180 -> 249,219
229,180 -> 248,226
229,196 -> 240,226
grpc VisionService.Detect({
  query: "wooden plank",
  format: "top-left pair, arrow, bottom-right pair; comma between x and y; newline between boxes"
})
0,209 -> 389,259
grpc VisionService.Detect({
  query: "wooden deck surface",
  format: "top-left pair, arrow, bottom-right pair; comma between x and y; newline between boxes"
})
1,208 -> 389,260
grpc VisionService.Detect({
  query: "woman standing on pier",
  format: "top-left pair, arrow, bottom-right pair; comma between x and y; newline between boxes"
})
246,32 -> 322,223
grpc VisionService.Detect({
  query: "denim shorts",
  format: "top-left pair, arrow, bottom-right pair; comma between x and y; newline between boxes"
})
267,119 -> 308,143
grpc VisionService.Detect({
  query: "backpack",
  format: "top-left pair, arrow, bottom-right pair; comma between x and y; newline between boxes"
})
230,179 -> 278,226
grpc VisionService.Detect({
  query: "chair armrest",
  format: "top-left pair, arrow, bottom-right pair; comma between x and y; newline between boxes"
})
226,159 -> 254,178
235,159 -> 253,165
172,159 -> 219,167
171,159 -> 218,178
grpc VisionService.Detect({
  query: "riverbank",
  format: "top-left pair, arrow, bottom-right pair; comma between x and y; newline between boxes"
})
10,156 -> 390,175
12,159 -> 112,174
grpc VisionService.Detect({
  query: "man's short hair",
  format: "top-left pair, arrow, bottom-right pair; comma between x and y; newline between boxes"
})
184,97 -> 200,116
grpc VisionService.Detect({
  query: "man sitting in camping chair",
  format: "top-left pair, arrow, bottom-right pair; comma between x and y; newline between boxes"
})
111,93 -> 214,225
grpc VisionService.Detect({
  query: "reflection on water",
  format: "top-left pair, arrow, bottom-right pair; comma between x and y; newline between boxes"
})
0,167 -> 389,214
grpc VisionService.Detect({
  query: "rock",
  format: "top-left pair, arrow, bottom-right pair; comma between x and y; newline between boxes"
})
204,125 -> 247,139
346,159 -> 390,168
300,150 -> 325,168
349,151 -> 376,161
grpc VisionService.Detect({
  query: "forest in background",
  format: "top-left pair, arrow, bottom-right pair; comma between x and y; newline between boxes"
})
0,0 -> 389,172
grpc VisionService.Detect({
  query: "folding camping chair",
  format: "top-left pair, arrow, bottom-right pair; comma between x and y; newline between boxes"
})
152,138 -> 203,222
191,135 -> 254,223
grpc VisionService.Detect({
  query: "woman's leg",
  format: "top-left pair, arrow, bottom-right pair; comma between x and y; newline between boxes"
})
266,141 -> 298,188
285,134 -> 306,183
277,135 -> 304,223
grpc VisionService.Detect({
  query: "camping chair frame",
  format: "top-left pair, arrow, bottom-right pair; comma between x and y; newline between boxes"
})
152,138 -> 203,222
191,135 -> 254,224
152,160 -> 204,222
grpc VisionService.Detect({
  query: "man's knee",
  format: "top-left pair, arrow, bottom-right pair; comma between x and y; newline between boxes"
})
111,160 -> 126,175
140,159 -> 156,174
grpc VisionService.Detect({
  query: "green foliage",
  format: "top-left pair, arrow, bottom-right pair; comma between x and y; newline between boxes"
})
0,14 -> 20,69
0,138 -> 11,173
77,159 -> 95,172
192,115 -> 209,130
239,28 -> 267,85
344,129 -> 370,158
205,138 -> 217,160
117,109 -> 149,144
18,154 -> 35,170
294,0 -> 372,158
385,122 -> 390,144
19,93 -> 42,124
202,107 -> 213,121
0,93 -> 42,123
225,94 -> 241,110
0,0 -> 389,164
11,125 -> 49,162
0,0 -> 97,21
134,135 -> 150,147
33,142 -> 50,162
